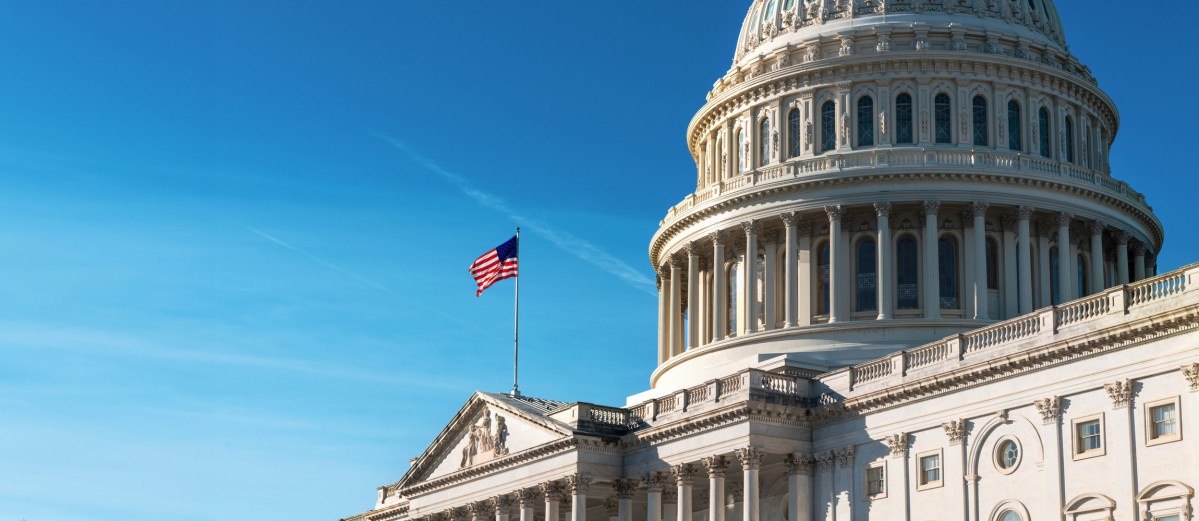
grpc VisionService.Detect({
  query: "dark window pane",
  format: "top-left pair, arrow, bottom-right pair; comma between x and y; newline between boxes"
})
973,96 -> 988,146
938,236 -> 958,308
896,94 -> 914,144
759,118 -> 771,167
818,244 -> 831,314
856,239 -> 877,312
857,96 -> 874,147
935,93 -> 952,144
1039,108 -> 1051,158
987,238 -> 999,290
1050,246 -> 1060,305
897,237 -> 919,309
1008,100 -> 1022,151
1065,116 -> 1075,163
1077,254 -> 1088,296
822,101 -> 837,152
788,108 -> 802,158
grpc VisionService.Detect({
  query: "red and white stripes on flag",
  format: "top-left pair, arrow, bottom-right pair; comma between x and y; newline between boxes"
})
469,235 -> 519,297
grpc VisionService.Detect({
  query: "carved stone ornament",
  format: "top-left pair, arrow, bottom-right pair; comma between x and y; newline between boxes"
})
874,201 -> 892,217
703,455 -> 730,477
1017,205 -> 1034,221
1104,379 -> 1134,408
922,200 -> 941,216
884,432 -> 908,457
972,201 -> 989,218
1056,212 -> 1074,228
878,110 -> 887,135
943,419 -> 967,445
815,451 -> 835,471
671,463 -> 698,485
835,445 -> 856,467
784,452 -> 815,475
491,495 -> 515,515
566,473 -> 592,494
780,212 -> 798,229
540,481 -> 565,502
612,478 -> 640,499
661,488 -> 678,503
460,409 -> 510,468
641,471 -> 669,492
603,497 -> 619,516
741,219 -> 759,237
1184,363 -> 1199,392
516,488 -> 537,507
824,205 -> 843,221
737,446 -> 765,469
1034,396 -> 1063,424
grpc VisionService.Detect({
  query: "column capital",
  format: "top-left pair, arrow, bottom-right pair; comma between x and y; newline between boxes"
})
780,212 -> 798,228
741,219 -> 759,236
1034,396 -> 1063,425
815,451 -> 834,471
684,241 -> 698,257
1182,363 -> 1199,392
612,479 -> 640,499
942,419 -> 967,445
1104,379 -> 1135,408
661,488 -> 678,503
709,230 -> 724,247
1089,220 -> 1107,236
884,432 -> 909,458
873,201 -> 892,217
671,463 -> 698,485
971,201 -> 989,218
736,446 -> 765,470
824,205 -> 843,221
1132,241 -> 1147,256
783,453 -> 815,476
1016,205 -> 1035,220
566,473 -> 592,494
492,494 -> 516,513
1056,212 -> 1074,228
1116,230 -> 1129,246
834,445 -> 855,468
641,471 -> 669,492
516,488 -> 538,507
658,266 -> 671,281
703,455 -> 730,477
540,481 -> 566,502
921,200 -> 941,216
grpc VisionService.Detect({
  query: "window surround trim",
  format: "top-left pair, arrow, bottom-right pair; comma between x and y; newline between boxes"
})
993,435 -> 1023,475
1071,412 -> 1106,461
1144,395 -> 1183,447
915,448 -> 944,491
864,460 -> 888,499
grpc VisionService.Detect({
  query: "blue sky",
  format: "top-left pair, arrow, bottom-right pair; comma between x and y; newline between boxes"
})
0,2 -> 1194,520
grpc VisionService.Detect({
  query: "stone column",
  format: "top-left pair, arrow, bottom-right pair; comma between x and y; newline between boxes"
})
834,446 -> 855,521
1016,207 -> 1033,314
493,495 -> 515,521
825,206 -> 843,323
1002,215 -> 1018,319
972,202 -> 989,319
1036,222 -> 1052,307
568,474 -> 592,521
672,464 -> 697,521
923,201 -> 941,319
644,472 -> 667,521
1133,242 -> 1147,281
785,453 -> 814,521
875,202 -> 893,320
669,260 -> 683,356
797,221 -> 813,326
711,232 -> 727,342
736,447 -> 764,521
704,456 -> 729,521
663,489 -> 677,521
742,221 -> 760,333
518,489 -> 537,521
1090,221 -> 1105,293
657,268 -> 669,364
1057,212 -> 1074,301
763,231 -> 778,331
1116,232 -> 1130,285
613,479 -> 638,521
687,243 -> 700,349
782,213 -> 799,327
604,497 -> 619,521
471,502 -> 488,521
542,481 -> 564,521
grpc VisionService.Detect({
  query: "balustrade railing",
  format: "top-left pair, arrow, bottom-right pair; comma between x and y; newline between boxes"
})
1056,292 -> 1111,328
962,313 -> 1042,353
1128,271 -> 1188,307
905,340 -> 951,371
851,358 -> 893,387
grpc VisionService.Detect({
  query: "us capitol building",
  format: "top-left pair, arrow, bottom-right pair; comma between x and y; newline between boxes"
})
342,1 -> 1198,521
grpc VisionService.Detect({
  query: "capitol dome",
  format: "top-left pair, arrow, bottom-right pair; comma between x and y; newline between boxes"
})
646,0 -> 1163,392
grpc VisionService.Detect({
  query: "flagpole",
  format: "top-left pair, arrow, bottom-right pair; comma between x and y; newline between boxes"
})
511,227 -> 521,397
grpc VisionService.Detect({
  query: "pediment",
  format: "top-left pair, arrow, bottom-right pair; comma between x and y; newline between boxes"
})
398,392 -> 574,490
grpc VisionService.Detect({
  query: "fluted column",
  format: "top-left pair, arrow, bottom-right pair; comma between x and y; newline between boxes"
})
657,268 -> 669,364
1089,221 -> 1105,293
711,232 -> 727,342
518,489 -> 536,521
542,481 -> 564,521
672,464 -> 696,521
762,231 -> 778,331
1057,213 -> 1074,302
972,202 -> 989,319
644,472 -> 666,521
785,453 -> 814,521
704,456 -> 729,521
1133,242 -> 1147,281
923,201 -> 941,319
874,202 -> 892,320
1116,232 -> 1130,284
686,242 -> 700,349
825,206 -> 843,323
568,474 -> 591,521
613,479 -> 638,521
782,213 -> 799,327
669,261 -> 683,356
1016,207 -> 1033,314
737,447 -> 764,521
742,221 -> 760,333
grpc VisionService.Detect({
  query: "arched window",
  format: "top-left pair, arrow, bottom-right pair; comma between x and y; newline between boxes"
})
897,236 -> 919,309
1049,246 -> 1061,305
817,242 -> 831,315
784,0 -> 796,10
856,238 -> 877,312
821,101 -> 836,152
736,129 -> 747,173
986,237 -> 1000,291
998,511 -> 1022,521
787,108 -> 802,158
938,236 -> 959,309
759,118 -> 771,167
973,95 -> 988,146
728,261 -> 740,335
1039,107 -> 1052,158
1077,254 -> 1088,296
1008,100 -> 1022,151
935,93 -> 952,144
857,95 -> 874,147
1065,116 -> 1075,163
896,93 -> 914,144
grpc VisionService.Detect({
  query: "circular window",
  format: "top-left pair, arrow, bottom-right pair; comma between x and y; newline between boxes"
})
994,438 -> 1021,474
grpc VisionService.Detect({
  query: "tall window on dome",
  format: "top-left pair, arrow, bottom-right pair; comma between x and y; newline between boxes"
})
821,101 -> 836,152
855,238 -> 877,312
1077,254 -> 1088,296
1065,116 -> 1075,163
1008,100 -> 1022,151
897,236 -> 919,309
817,243 -> 831,315
1049,246 -> 1061,305
715,135 -> 724,179
736,129 -> 747,173
788,108 -> 802,158
972,95 -> 988,146
759,118 -> 771,167
986,237 -> 1000,291
935,93 -> 952,144
763,0 -> 777,27
728,261 -> 739,335
896,93 -> 914,144
857,95 -> 874,147
784,0 -> 796,10
938,236 -> 959,309
1039,107 -> 1052,158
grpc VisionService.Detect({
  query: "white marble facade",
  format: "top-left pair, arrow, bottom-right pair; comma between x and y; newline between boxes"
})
340,2 -> 1196,521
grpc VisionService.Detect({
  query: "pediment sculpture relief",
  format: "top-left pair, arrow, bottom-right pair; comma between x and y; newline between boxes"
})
460,410 -> 510,468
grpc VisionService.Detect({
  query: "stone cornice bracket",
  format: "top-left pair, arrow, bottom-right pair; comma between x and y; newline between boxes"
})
1017,205 -> 1035,220
703,455 -> 730,477
539,481 -> 565,502
1056,212 -> 1074,227
641,471 -> 669,492
671,463 -> 698,485
736,446 -> 765,470
972,201 -> 989,218
516,488 -> 537,507
612,478 -> 640,499
566,473 -> 592,494
824,205 -> 843,221
1183,363 -> 1199,392
943,419 -> 967,445
922,200 -> 941,217
784,452 -> 815,476
1104,379 -> 1135,408
835,445 -> 856,468
874,201 -> 892,217
1034,396 -> 1063,425
884,432 -> 908,458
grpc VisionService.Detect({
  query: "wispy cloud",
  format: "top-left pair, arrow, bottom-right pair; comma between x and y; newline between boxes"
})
372,131 -> 657,296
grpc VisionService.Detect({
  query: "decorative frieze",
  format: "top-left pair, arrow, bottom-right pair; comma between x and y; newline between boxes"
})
943,419 -> 967,445
1104,379 -> 1135,408
1034,396 -> 1063,425
1184,363 -> 1199,392
884,432 -> 908,458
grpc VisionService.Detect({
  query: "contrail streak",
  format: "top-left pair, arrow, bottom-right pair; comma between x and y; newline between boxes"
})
372,131 -> 657,296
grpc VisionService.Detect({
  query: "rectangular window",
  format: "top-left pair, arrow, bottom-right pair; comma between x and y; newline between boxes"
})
1155,515 -> 1180,521
917,450 -> 942,490
1072,413 -> 1105,460
1146,397 -> 1182,446
866,463 -> 886,497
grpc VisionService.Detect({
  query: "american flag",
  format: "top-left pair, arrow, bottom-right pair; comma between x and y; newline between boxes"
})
469,235 -> 519,297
